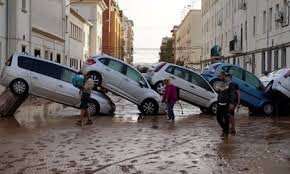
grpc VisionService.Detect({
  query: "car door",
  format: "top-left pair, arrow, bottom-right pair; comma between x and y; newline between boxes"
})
119,65 -> 149,104
188,72 -> 216,106
227,66 -> 246,101
243,71 -> 266,107
54,68 -> 80,106
30,60 -> 60,99
101,58 -> 124,93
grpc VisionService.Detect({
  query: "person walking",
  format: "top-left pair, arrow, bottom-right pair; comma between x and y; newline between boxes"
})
215,71 -> 236,138
225,74 -> 240,136
77,73 -> 94,126
162,79 -> 177,121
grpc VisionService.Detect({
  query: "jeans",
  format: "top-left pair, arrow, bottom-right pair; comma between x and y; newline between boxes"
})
216,104 -> 230,134
167,100 -> 175,120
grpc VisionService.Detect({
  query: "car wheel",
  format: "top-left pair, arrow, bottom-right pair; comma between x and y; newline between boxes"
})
210,79 -> 220,92
140,99 -> 158,115
263,103 -> 275,116
87,100 -> 100,116
154,81 -> 165,95
10,79 -> 29,96
210,102 -> 218,115
88,72 -> 102,88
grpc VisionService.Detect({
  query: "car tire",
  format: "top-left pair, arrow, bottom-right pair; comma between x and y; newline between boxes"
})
88,72 -> 102,88
262,103 -> 275,116
210,102 -> 218,115
10,79 -> 29,96
154,81 -> 165,95
87,100 -> 100,116
140,99 -> 158,115
210,79 -> 220,92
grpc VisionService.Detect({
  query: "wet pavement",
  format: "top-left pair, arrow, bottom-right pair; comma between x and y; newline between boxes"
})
0,96 -> 290,174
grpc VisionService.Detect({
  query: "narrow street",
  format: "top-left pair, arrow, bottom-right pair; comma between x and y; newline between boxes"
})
0,96 -> 290,174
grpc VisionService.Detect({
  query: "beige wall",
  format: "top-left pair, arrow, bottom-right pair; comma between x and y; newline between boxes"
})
0,0 -> 6,70
176,10 -> 202,70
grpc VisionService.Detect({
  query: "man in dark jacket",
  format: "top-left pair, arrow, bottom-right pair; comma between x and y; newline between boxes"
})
215,71 -> 236,138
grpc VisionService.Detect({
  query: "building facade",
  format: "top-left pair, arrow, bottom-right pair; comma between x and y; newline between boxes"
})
71,0 -> 107,56
171,25 -> 179,64
176,10 -> 202,70
122,16 -> 134,64
202,0 -> 290,77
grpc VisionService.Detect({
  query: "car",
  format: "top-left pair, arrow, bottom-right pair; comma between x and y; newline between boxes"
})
201,63 -> 275,115
261,68 -> 290,99
145,62 -> 218,114
0,53 -> 115,116
81,55 -> 165,115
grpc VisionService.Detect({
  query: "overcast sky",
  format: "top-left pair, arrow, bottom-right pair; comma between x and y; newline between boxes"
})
117,0 -> 201,64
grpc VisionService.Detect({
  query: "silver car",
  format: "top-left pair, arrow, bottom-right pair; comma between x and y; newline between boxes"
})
0,53 -> 115,116
145,62 -> 218,114
81,55 -> 165,115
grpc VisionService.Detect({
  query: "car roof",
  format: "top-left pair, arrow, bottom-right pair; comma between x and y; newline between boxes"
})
162,62 -> 201,75
14,53 -> 77,73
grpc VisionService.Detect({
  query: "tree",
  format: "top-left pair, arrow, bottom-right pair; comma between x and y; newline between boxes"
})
159,38 -> 174,63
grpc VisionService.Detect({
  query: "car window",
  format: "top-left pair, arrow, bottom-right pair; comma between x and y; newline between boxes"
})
99,58 -> 108,65
33,60 -> 61,79
6,55 -> 13,66
189,72 -> 212,91
222,66 -> 230,72
165,66 -> 174,73
245,72 -> 262,89
18,56 -> 34,71
229,66 -> 243,80
61,68 -> 76,83
173,67 -> 189,80
107,59 -> 123,73
125,66 -> 148,88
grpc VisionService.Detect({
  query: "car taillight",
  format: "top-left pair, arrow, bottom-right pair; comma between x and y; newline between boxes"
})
154,63 -> 166,72
284,70 -> 290,78
210,64 -> 220,74
87,58 -> 96,65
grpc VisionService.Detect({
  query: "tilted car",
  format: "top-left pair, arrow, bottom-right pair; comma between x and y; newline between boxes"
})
145,62 -> 218,114
81,55 -> 165,115
261,68 -> 290,99
201,63 -> 275,115
0,53 -> 115,116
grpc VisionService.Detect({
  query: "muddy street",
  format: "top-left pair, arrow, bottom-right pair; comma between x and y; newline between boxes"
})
0,97 -> 290,174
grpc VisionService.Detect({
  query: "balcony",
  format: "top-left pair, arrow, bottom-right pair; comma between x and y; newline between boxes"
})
229,40 -> 242,54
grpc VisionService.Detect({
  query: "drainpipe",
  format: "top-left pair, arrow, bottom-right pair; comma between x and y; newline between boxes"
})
5,0 -> 9,59
29,0 -> 32,54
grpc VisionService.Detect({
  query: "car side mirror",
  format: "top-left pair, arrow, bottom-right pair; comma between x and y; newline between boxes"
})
138,80 -> 146,88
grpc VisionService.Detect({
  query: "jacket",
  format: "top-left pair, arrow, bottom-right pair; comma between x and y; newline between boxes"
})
162,84 -> 177,103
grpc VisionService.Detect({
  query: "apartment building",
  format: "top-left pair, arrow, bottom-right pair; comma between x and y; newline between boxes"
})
122,16 -> 134,64
176,10 -> 202,70
202,0 -> 290,77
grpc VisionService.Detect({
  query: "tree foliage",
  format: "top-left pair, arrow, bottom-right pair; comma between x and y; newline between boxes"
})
159,38 -> 174,63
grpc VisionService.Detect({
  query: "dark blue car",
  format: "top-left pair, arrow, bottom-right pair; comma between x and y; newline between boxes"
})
201,63 -> 275,115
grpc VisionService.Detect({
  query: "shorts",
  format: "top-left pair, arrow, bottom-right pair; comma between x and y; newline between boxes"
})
80,93 -> 90,109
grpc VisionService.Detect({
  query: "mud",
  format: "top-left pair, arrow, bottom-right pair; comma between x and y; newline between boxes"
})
0,96 -> 290,174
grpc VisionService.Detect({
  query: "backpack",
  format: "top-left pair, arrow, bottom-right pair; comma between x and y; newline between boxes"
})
72,74 -> 84,88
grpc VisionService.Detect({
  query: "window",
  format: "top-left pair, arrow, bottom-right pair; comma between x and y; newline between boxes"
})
189,72 -> 212,91
274,50 -> 279,70
18,57 -> 33,71
252,54 -> 255,74
22,0 -> 27,12
245,72 -> 261,89
263,11 -> 266,34
69,58 -> 78,69
267,51 -> 272,72
245,21 -> 247,41
125,66 -> 142,83
229,66 -> 243,80
61,68 -> 76,83
56,54 -> 61,63
99,58 -> 108,65
44,51 -> 49,59
281,48 -> 287,68
253,16 -> 256,36
50,52 -> 53,61
70,22 -> 83,41
22,45 -> 26,53
107,59 -> 123,73
173,67 -> 188,80
165,66 -> 174,74
33,60 -> 61,79
34,49 -> 41,57
276,4 -> 280,29
269,8 -> 273,32
262,52 -> 266,73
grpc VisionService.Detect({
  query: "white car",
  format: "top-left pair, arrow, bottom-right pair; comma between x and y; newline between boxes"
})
81,55 -> 165,115
0,53 -> 115,116
145,62 -> 218,114
262,68 -> 290,98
